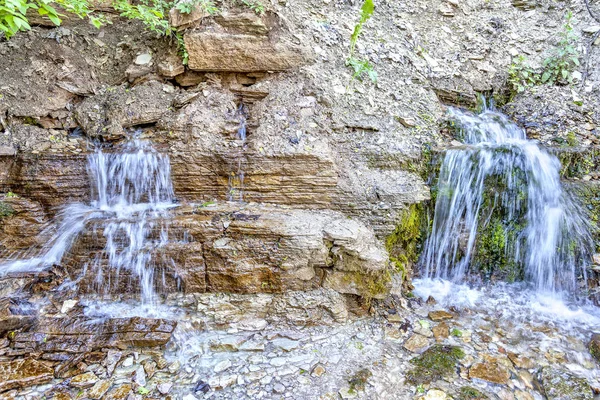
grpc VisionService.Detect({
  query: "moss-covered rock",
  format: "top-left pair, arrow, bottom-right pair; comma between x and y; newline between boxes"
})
348,368 -> 372,393
589,334 -> 600,364
539,367 -> 593,400
456,386 -> 488,400
386,203 -> 428,284
406,345 -> 464,385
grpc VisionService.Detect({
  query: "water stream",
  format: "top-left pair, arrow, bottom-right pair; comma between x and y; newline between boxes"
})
0,136 -> 178,304
227,103 -> 248,202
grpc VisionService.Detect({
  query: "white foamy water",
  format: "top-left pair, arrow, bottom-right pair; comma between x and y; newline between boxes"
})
413,278 -> 600,329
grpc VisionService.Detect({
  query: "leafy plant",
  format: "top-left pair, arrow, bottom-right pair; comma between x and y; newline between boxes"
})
0,201 -> 14,218
175,0 -> 217,14
346,0 -> 376,85
349,0 -> 374,57
507,55 -> 538,93
0,0 -> 61,39
507,11 -> 580,96
541,10 -> 580,85
347,57 -> 377,83
237,0 -> 264,15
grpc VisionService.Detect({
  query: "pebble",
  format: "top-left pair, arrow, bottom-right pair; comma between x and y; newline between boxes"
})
157,383 -> 173,395
135,53 -> 152,65
121,357 -> 134,367
214,359 -> 232,373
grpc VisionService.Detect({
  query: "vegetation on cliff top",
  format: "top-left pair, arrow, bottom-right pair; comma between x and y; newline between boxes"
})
0,0 -> 264,39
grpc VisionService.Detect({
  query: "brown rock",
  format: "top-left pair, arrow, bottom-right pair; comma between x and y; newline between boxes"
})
0,298 -> 37,335
158,55 -> 185,78
0,358 -> 54,393
185,31 -> 309,72
175,71 -> 206,87
508,352 -> 536,369
214,13 -> 269,35
469,362 -> 510,384
105,384 -> 132,400
428,310 -> 454,321
432,322 -> 449,342
69,371 -> 99,388
87,379 -> 112,399
403,334 -> 430,353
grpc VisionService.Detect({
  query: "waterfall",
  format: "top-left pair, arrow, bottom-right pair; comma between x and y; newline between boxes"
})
420,107 -> 593,294
0,136 -> 177,304
86,139 -> 177,303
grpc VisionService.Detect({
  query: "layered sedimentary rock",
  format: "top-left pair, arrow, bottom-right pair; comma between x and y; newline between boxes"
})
63,204 -> 390,299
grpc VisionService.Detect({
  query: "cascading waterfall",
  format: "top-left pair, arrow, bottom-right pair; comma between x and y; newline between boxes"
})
420,106 -> 593,294
86,139 -> 177,303
0,136 -> 177,304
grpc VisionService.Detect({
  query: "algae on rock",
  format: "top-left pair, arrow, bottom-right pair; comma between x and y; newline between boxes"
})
406,345 -> 464,385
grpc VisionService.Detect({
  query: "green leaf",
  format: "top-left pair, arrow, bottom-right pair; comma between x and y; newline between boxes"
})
541,71 -> 551,83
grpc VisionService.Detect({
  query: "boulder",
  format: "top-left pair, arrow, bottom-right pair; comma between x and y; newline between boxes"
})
74,81 -> 175,140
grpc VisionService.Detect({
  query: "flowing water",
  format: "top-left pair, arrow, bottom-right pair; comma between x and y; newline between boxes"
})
420,106 -> 593,294
0,136 -> 178,304
227,103 -> 248,202
415,106 -> 600,364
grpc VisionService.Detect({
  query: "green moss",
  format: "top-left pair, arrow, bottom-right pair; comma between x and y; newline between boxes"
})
386,203 -> 427,282
470,170 -> 527,282
457,386 -> 488,400
555,148 -> 600,179
341,268 -> 392,301
406,345 -> 464,385
0,201 -> 14,218
348,368 -> 372,393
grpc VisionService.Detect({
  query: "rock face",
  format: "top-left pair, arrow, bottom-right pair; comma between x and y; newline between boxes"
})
63,204 -> 390,299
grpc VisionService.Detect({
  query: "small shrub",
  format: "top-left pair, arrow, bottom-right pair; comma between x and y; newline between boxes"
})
541,10 -> 579,85
0,201 -> 14,218
507,55 -> 538,93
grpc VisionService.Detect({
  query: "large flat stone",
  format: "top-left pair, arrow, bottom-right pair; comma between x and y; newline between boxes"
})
0,358 -> 54,393
10,317 -> 176,354
185,31 -> 309,72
